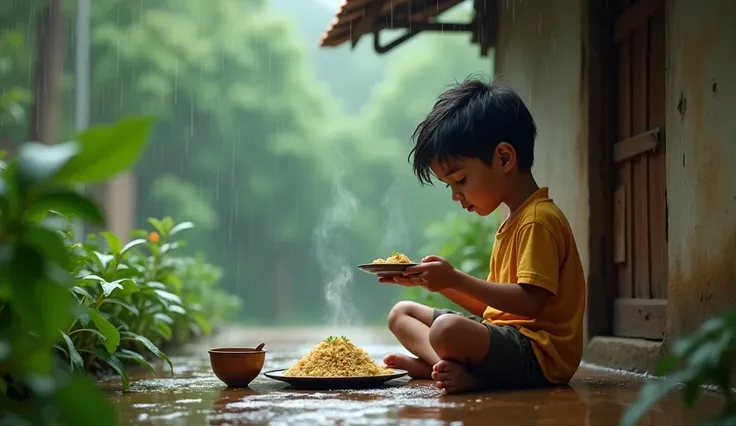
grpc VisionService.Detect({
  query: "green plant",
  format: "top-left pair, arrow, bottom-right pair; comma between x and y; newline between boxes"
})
57,215 -> 240,388
622,310 -> 736,426
165,253 -> 241,340
401,211 -> 502,310
0,30 -> 31,123
0,116 -> 155,425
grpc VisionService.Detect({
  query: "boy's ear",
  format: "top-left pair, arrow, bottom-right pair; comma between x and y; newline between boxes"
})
496,142 -> 515,171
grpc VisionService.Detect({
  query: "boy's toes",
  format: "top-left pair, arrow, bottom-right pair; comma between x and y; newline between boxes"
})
431,369 -> 451,381
432,360 -> 451,373
435,380 -> 452,390
383,353 -> 397,366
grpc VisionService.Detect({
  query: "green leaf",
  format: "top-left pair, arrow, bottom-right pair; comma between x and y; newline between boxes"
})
70,328 -> 107,345
192,312 -> 212,335
101,298 -> 139,316
161,217 -> 174,234
102,231 -> 122,255
87,307 -> 120,353
99,280 -> 123,298
654,354 -> 680,376
11,276 -> 71,346
27,189 -> 105,225
168,305 -> 186,315
92,252 -> 114,268
121,238 -> 146,255
154,289 -> 182,306
145,281 -> 167,290
86,348 -> 129,391
70,285 -> 94,302
121,331 -> 173,375
97,278 -> 137,298
147,218 -> 166,236
54,373 -> 119,425
15,141 -> 80,187
60,331 -> 84,372
22,225 -> 72,270
169,221 -> 194,236
53,116 -> 156,184
154,313 -> 173,325
683,377 -> 704,407
154,321 -> 172,340
115,349 -> 157,376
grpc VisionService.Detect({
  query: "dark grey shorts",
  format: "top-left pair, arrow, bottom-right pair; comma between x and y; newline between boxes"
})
432,308 -> 553,390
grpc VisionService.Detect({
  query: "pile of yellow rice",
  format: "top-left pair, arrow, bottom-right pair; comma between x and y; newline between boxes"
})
284,336 -> 395,377
372,251 -> 412,264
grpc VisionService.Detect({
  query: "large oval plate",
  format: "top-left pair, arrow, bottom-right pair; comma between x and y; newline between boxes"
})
263,368 -> 409,390
357,263 -> 418,277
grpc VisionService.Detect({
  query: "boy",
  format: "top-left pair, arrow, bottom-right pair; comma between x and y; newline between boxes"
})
379,77 -> 586,394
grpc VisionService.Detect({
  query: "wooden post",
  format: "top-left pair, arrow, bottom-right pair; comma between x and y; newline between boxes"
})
28,0 -> 65,145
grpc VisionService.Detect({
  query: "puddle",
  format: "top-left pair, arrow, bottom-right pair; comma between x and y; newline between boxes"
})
105,327 -> 725,425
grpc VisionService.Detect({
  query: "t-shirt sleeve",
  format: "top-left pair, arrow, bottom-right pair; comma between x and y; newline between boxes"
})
515,221 -> 561,295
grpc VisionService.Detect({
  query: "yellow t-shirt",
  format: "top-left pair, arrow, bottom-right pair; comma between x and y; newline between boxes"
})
482,187 -> 586,384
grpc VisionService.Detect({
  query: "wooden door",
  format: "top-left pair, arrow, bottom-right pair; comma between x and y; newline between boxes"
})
612,0 -> 667,340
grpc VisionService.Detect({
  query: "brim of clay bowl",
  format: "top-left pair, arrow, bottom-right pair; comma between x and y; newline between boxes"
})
208,348 -> 267,354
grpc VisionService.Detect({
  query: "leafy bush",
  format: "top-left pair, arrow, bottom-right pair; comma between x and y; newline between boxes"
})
0,116 -> 155,425
622,310 -> 736,426
60,215 -> 238,389
401,211 -> 503,311
0,116 -> 239,426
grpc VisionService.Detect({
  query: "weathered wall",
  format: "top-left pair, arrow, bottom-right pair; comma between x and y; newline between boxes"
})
666,0 -> 736,342
495,0 -> 590,336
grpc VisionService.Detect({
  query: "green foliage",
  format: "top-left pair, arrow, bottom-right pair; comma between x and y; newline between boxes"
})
62,216 -> 231,390
0,30 -> 31,127
622,311 -> 736,426
0,116 -> 154,425
323,336 -> 350,343
0,112 -> 238,425
0,0 -> 496,325
402,211 -> 503,311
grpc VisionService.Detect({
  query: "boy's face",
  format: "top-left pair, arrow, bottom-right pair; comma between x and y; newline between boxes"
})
431,144 -> 515,216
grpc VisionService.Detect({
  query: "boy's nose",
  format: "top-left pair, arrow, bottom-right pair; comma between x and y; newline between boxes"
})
452,191 -> 464,202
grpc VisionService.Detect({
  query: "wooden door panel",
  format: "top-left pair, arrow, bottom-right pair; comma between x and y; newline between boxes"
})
611,0 -> 667,340
615,34 -> 633,299
631,23 -> 650,299
647,9 -> 668,299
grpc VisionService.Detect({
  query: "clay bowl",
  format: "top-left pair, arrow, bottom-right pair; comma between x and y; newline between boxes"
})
209,345 -> 266,388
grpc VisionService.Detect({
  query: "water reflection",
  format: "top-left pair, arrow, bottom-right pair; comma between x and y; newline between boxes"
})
106,331 -> 724,426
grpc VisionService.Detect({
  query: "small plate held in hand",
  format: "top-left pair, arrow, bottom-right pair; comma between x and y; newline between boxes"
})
357,263 -> 418,277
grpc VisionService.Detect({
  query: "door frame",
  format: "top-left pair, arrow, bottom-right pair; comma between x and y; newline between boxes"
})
586,0 -> 619,339
586,0 -> 668,341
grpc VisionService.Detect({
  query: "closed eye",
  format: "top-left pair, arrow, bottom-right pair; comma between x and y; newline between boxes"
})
445,177 -> 466,188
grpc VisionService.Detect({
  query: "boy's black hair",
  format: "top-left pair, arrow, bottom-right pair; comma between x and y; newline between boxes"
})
409,75 -> 538,185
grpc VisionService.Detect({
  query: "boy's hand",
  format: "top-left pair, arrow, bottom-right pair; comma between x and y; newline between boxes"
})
399,255 -> 458,292
378,274 -> 424,287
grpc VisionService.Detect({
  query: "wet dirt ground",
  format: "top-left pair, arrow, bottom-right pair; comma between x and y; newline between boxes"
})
103,326 -> 723,425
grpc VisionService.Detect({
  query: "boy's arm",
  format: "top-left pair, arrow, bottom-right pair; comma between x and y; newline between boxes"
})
453,222 -> 560,318
438,288 -> 488,317
452,273 -> 551,318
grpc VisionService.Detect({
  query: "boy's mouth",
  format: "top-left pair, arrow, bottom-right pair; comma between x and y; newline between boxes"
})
463,204 -> 475,212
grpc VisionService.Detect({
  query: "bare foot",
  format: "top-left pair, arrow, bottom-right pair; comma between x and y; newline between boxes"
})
431,360 -> 485,394
383,353 -> 432,379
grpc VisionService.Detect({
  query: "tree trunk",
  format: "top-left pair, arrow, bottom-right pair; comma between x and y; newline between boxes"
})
28,0 -> 65,144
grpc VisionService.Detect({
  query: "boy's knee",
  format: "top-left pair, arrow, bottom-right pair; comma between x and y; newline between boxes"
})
428,314 -> 465,353
387,301 -> 428,331
388,301 -> 415,331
